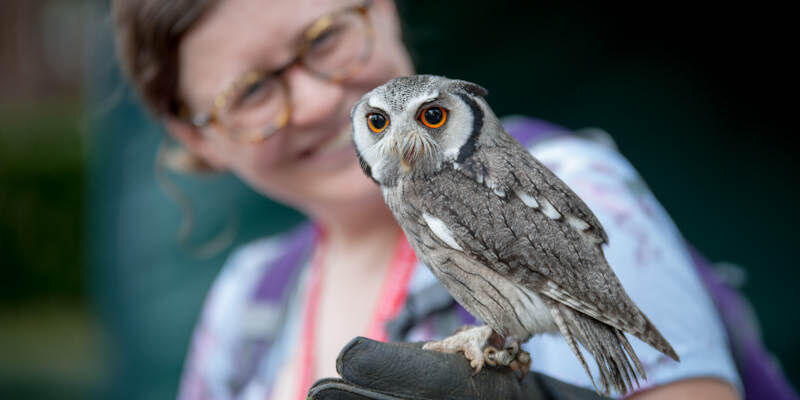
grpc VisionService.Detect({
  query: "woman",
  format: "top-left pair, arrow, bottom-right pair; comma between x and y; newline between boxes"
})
113,0 -> 746,398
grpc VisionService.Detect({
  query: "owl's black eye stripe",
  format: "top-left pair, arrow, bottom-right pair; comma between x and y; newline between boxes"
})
455,92 -> 483,163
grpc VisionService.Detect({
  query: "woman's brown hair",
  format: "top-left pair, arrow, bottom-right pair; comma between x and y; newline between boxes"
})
114,0 -> 222,173
112,0 -> 219,116
114,0 -> 238,257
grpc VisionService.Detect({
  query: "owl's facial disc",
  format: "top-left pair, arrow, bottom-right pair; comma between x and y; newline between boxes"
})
368,93 -> 441,171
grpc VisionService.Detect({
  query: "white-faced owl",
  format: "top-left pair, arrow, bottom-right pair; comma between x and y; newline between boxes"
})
351,75 -> 678,395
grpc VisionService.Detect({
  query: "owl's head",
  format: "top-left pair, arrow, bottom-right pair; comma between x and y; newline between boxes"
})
351,75 -> 497,186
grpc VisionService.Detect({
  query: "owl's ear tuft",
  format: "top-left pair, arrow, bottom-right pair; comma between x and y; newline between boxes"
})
451,79 -> 488,98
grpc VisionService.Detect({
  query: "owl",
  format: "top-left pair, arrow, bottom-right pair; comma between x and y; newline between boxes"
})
350,75 -> 679,395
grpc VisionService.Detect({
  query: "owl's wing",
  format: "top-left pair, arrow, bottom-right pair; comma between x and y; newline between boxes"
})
405,138 -> 673,354
459,132 -> 609,245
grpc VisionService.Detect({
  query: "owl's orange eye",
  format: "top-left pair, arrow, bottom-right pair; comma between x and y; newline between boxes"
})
367,112 -> 388,133
419,106 -> 447,128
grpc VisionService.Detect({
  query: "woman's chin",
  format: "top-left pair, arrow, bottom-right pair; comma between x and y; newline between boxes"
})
312,159 -> 383,204
263,156 -> 383,212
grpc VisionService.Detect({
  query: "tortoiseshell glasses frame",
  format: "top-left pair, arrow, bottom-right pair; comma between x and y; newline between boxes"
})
184,0 -> 374,143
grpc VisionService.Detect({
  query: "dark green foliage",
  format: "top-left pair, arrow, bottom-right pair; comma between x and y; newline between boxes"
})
0,102 -> 85,304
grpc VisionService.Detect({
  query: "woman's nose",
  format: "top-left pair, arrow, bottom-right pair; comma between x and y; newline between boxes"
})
284,64 -> 344,127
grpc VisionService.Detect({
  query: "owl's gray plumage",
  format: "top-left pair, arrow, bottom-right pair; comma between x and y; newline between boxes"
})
351,75 -> 679,395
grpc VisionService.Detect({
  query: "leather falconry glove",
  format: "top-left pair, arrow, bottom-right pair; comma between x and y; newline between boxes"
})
307,337 -> 610,400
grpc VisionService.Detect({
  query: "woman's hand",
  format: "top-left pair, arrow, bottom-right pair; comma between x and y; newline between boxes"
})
307,337 -> 608,400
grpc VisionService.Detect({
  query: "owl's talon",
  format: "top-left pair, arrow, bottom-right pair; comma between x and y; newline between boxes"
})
509,349 -> 532,380
470,358 -> 484,376
485,346 -> 516,367
422,325 -> 494,374
504,339 -> 520,357
484,346 -> 499,366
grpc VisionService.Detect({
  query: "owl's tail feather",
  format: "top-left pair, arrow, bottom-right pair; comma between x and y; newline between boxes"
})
634,312 -> 680,362
547,299 -> 646,396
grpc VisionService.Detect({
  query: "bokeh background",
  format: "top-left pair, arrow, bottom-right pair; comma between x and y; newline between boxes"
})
1,1 -> 796,399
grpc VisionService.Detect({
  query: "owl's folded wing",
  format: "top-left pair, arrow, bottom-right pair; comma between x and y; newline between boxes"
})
456,132 -> 609,245
405,155 -> 677,358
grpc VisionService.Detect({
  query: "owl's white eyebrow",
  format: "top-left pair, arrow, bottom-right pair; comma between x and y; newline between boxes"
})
409,92 -> 440,109
367,97 -> 390,110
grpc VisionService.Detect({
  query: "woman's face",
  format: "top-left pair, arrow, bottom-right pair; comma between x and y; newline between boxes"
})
174,0 -> 413,211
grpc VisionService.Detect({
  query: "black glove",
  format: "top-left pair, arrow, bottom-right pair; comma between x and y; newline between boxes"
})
307,337 -> 609,400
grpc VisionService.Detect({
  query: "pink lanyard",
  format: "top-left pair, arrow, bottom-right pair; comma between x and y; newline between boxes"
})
296,231 -> 418,400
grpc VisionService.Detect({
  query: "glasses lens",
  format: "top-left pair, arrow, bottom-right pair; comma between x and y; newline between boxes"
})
217,75 -> 287,142
304,9 -> 371,81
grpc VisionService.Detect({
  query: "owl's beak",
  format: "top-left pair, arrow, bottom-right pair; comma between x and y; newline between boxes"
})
395,132 -> 424,171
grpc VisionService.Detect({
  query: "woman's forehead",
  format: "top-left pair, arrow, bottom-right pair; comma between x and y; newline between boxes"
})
178,0 -> 353,108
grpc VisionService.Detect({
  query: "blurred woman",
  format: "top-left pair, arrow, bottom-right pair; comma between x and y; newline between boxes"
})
113,0 -> 746,398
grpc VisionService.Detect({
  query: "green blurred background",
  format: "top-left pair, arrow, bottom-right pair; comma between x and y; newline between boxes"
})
0,1 -> 796,399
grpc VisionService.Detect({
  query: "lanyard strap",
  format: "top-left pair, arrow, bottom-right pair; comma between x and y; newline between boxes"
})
297,234 -> 325,400
364,233 -> 417,341
296,231 -> 418,400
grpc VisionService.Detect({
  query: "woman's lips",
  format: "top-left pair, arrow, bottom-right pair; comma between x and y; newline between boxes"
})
297,126 -> 353,164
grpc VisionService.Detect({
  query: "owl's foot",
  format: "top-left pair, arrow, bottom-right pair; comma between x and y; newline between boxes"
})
423,325 -> 494,374
484,336 -> 532,378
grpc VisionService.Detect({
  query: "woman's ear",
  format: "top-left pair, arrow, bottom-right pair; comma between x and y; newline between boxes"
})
163,117 -> 229,171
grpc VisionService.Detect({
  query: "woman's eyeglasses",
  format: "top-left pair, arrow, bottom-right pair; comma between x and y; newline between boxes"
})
185,0 -> 374,142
